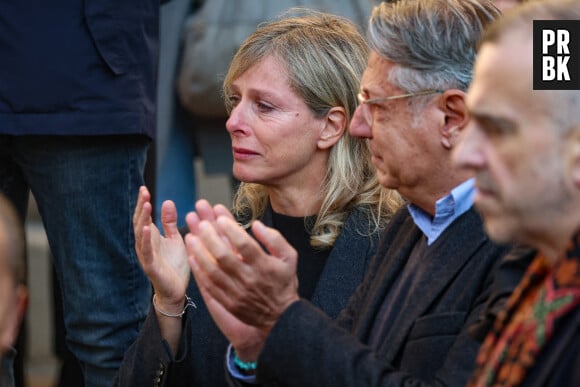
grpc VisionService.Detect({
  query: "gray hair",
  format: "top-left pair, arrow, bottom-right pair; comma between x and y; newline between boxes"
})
368,0 -> 501,93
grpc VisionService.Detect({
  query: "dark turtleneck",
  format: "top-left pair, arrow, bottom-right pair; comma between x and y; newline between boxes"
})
271,211 -> 330,300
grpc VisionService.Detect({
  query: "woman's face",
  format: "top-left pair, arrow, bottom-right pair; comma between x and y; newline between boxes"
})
225,56 -> 330,188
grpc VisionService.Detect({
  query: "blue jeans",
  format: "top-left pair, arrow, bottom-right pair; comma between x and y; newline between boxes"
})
0,135 -> 152,387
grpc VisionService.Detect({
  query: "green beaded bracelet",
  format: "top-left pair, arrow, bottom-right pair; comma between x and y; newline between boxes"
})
233,348 -> 257,371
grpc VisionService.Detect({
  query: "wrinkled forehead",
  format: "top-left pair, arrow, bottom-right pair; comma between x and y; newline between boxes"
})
361,53 -> 399,92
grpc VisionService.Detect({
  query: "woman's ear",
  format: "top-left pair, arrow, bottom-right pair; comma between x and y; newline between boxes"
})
318,107 -> 347,150
439,89 -> 468,150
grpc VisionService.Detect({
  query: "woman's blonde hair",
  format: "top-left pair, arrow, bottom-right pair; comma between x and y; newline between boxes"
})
224,9 -> 402,248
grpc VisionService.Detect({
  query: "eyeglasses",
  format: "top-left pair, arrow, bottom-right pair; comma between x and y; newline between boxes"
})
356,89 -> 443,123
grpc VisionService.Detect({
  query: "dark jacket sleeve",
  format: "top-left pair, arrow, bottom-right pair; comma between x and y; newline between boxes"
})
255,294 -> 481,387
225,206 -> 387,387
253,211 -> 518,387
119,204 -> 386,387
115,281 -> 230,387
114,307 -> 175,386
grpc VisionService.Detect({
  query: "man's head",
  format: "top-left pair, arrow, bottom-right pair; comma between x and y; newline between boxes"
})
349,0 -> 500,213
0,194 -> 27,357
454,0 -> 580,259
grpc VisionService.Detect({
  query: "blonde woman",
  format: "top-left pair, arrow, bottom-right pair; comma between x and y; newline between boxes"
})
117,9 -> 401,387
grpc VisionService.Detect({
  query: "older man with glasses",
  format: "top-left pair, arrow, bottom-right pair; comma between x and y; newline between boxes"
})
183,1 -> 531,386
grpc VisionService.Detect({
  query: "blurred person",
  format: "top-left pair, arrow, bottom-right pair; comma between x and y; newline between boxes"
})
183,1 -> 526,386
453,0 -> 580,385
0,194 -> 28,387
155,0 -> 202,229
0,1 -> 168,385
116,10 -> 402,387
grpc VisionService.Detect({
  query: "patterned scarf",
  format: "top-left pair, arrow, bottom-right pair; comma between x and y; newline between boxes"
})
468,232 -> 580,387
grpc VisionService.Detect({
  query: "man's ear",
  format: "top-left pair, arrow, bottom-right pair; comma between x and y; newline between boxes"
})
439,89 -> 468,150
318,107 -> 347,150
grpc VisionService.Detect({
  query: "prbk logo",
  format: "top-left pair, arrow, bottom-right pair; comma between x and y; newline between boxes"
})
533,20 -> 580,90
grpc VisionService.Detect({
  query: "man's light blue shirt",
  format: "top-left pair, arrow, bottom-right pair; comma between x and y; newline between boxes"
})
407,178 -> 475,245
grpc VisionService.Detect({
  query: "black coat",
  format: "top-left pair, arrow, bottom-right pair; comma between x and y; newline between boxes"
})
254,207 -> 515,387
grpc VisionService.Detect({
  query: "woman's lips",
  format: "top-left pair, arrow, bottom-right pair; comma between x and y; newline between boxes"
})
232,147 -> 259,160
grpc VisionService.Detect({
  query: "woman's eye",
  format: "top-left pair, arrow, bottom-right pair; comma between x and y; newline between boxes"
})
228,95 -> 241,107
256,101 -> 274,113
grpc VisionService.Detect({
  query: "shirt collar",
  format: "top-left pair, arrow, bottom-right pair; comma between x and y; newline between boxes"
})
408,178 -> 475,245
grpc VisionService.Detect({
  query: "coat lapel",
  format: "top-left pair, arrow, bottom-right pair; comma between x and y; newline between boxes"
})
373,209 -> 487,362
310,207 -> 380,319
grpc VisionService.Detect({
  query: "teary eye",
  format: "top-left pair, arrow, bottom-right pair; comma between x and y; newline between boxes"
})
255,101 -> 274,113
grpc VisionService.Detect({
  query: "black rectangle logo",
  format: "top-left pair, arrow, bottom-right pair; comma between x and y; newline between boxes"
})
533,20 -> 580,90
